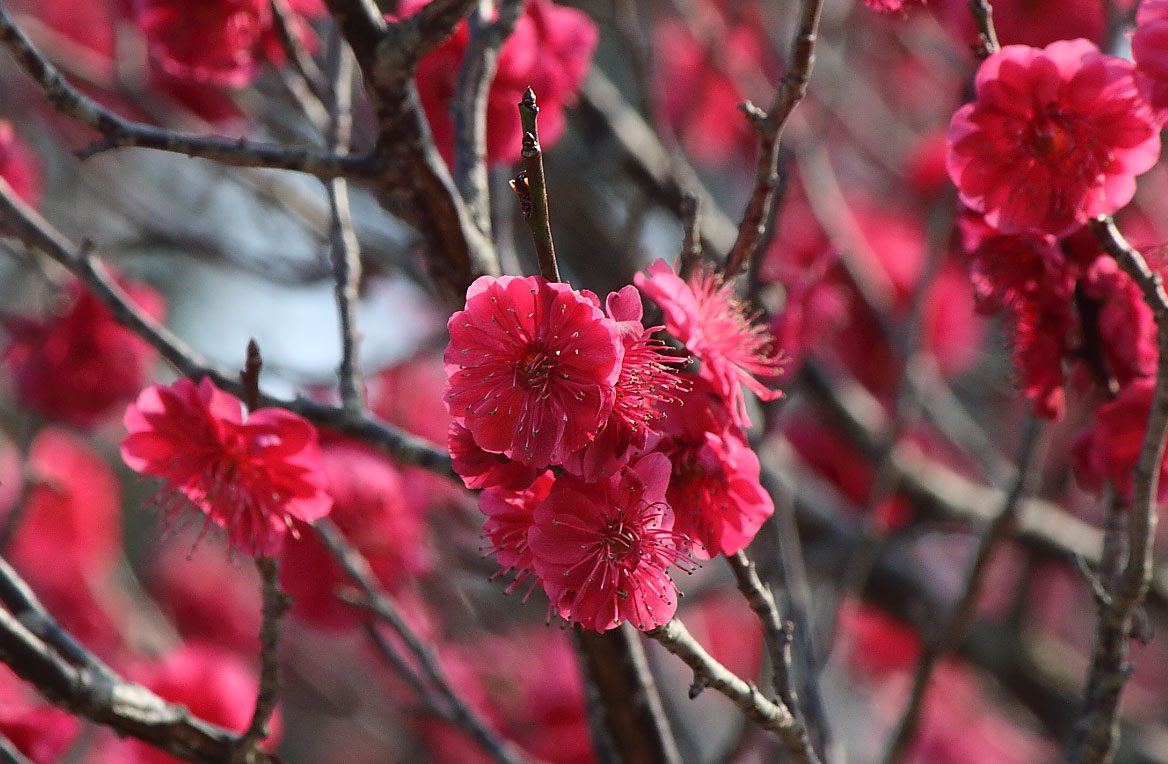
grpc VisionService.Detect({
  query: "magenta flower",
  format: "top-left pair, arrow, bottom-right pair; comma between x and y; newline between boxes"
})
1134,0 -> 1168,125
121,377 -> 332,557
1072,378 -> 1168,502
635,260 -> 781,428
947,39 -> 1160,237
651,376 -> 774,559
562,286 -> 687,481
528,454 -> 691,632
480,472 -> 555,592
444,275 -> 623,467
3,278 -> 165,429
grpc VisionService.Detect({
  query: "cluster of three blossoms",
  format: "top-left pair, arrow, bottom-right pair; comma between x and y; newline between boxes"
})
444,262 -> 783,633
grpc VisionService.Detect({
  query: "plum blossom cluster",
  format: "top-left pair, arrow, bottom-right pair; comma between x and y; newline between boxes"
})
444,265 -> 781,631
944,34 -> 1168,499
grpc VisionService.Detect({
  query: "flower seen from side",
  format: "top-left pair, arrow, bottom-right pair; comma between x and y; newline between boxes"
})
635,259 -> 782,429
121,377 -> 332,557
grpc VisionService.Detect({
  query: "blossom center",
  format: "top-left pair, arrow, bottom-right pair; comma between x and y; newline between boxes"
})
515,346 -> 557,391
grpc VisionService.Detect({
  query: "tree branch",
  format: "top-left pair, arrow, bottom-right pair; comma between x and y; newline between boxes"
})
0,557 -> 280,764
0,2 -> 375,177
646,618 -> 822,764
452,0 -> 524,238
233,558 -> 290,763
313,519 -> 547,764
1063,218 -> 1168,764
723,0 -> 823,277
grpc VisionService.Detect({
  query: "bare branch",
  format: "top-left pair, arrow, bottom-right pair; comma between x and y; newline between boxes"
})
723,0 -> 823,277
0,558 -> 280,764
0,2 -> 374,177
516,88 -> 559,282
646,618 -> 822,764
1063,218 -> 1168,764
324,39 -> 367,413
726,552 -> 801,715
572,627 -> 682,764
452,0 -> 524,237
270,0 -> 332,104
233,557 -> 290,763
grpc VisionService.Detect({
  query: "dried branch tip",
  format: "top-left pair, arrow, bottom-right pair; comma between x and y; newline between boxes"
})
241,339 -> 263,414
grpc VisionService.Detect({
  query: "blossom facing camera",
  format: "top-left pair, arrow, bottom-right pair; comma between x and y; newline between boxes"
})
528,453 -> 692,632
121,377 -> 332,557
443,275 -> 623,468
947,39 -> 1160,237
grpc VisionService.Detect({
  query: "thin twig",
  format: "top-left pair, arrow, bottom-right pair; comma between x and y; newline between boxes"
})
516,88 -> 559,282
883,416 -> 1044,764
324,37 -> 366,413
452,0 -> 524,237
646,618 -> 822,764
1063,218 -> 1168,764
270,0 -> 331,103
313,519 -> 546,764
0,2 -> 373,177
233,557 -> 290,763
968,0 -> 1001,57
677,193 -> 703,281
723,0 -> 823,277
726,552 -> 801,717
0,179 -> 453,476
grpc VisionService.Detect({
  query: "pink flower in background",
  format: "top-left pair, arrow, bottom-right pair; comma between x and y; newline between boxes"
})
0,670 -> 79,764
444,275 -> 622,467
651,376 -> 774,559
131,0 -> 324,88
930,0 -> 1106,48
1072,378 -> 1168,501
147,538 -> 262,654
528,454 -> 690,631
3,279 -> 165,428
122,377 -> 332,557
636,260 -> 781,428
862,0 -> 915,12
408,0 -> 597,164
948,39 -> 1160,237
1131,0 -> 1168,123
3,429 -> 130,653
